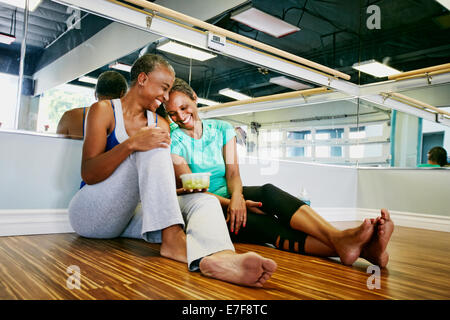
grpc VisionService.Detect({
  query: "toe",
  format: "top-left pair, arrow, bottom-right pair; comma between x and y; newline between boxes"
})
381,208 -> 390,220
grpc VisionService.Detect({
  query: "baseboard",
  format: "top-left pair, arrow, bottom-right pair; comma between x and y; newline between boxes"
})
309,207 -> 450,232
356,208 -> 450,233
0,207 -> 448,237
0,209 -> 74,237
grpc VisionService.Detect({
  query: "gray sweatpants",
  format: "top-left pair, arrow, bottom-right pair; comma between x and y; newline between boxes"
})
68,148 -> 234,271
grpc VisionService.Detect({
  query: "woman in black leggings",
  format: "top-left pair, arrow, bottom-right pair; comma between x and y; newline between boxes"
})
166,78 -> 394,268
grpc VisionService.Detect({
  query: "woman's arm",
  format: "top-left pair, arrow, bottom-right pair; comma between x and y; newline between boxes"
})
223,137 -> 247,234
81,101 -> 170,185
81,101 -> 134,184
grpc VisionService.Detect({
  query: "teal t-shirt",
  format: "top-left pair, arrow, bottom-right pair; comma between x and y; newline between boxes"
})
170,119 -> 236,198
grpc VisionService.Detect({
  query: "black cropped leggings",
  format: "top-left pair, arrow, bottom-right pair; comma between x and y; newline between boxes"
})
229,183 -> 309,254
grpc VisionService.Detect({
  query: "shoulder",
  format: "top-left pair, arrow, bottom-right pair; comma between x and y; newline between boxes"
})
87,100 -> 114,120
84,100 -> 115,132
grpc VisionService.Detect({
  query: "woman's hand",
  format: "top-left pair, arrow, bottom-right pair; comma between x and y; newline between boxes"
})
128,124 -> 171,152
245,200 -> 265,215
227,193 -> 247,235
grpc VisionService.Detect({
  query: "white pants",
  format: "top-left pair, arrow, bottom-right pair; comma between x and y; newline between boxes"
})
121,193 -> 235,271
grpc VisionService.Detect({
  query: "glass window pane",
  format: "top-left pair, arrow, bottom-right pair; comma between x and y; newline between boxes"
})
316,146 -> 330,157
365,124 -> 383,137
37,83 -> 95,134
331,146 -> 342,157
287,146 -> 304,157
287,130 -> 312,140
349,126 -> 366,139
0,73 -> 18,129
315,132 -> 329,140
350,145 -> 364,158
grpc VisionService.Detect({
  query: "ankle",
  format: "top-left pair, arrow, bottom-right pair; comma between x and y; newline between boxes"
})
161,224 -> 185,242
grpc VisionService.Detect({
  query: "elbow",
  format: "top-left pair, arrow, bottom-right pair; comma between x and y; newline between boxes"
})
81,164 -> 98,185
81,171 -> 96,185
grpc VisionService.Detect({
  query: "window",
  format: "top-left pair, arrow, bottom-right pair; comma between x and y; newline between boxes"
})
365,123 -> 383,137
350,145 -> 364,158
315,128 -> 345,140
37,83 -> 95,133
287,146 -> 312,157
349,126 -> 366,139
0,73 -> 19,129
350,143 -> 383,158
287,130 -> 312,140
315,146 -> 330,157
331,146 -> 342,157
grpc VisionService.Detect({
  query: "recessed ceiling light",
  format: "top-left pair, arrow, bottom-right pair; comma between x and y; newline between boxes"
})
352,60 -> 401,77
0,0 -> 42,11
219,88 -> 252,100
197,97 -> 218,106
269,76 -> 312,90
231,5 -> 300,38
157,40 -> 217,61
78,76 -> 98,84
109,62 -> 132,72
435,0 -> 450,11
0,32 -> 15,45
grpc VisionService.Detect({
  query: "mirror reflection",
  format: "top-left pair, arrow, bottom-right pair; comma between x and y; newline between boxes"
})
0,0 -> 449,169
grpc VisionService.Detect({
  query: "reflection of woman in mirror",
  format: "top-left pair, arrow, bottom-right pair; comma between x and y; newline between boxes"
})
56,71 -> 128,139
428,146 -> 448,167
166,78 -> 395,268
68,54 -> 277,288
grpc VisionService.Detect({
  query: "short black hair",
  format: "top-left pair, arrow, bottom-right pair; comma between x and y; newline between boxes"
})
95,71 -> 128,99
428,146 -> 448,167
130,54 -> 175,87
169,77 -> 196,101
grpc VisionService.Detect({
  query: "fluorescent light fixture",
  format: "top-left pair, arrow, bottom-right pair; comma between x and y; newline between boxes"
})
352,59 -> 401,78
269,76 -> 312,90
0,32 -> 15,45
197,97 -> 218,106
157,40 -> 216,61
78,76 -> 98,84
219,88 -> 252,100
0,0 -> 42,11
435,0 -> 450,10
231,5 -> 300,38
109,61 -> 132,72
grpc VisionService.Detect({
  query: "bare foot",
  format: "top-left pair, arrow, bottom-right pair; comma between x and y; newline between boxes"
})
362,209 -> 394,268
160,225 -> 187,263
199,251 -> 277,287
331,219 -> 374,266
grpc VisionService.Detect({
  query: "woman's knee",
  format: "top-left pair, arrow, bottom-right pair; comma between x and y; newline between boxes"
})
68,202 -> 125,239
261,183 -> 279,196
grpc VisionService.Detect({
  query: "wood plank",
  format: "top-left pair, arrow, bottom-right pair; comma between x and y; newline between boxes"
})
0,222 -> 449,300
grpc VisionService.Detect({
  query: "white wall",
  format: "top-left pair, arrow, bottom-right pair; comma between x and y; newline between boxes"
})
357,168 -> 450,217
239,157 -> 358,209
0,131 -> 82,209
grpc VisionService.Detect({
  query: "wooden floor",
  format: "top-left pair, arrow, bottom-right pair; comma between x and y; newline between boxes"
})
0,222 -> 449,300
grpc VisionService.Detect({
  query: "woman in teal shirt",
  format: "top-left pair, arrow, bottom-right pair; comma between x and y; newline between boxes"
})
166,78 -> 394,268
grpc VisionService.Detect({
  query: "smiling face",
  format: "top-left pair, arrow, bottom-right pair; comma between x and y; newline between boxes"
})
137,65 -> 175,112
165,90 -> 199,130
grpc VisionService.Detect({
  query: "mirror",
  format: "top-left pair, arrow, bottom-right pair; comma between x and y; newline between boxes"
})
0,0 -> 448,170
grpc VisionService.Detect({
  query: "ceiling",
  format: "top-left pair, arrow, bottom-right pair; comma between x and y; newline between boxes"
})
0,0 -> 449,106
